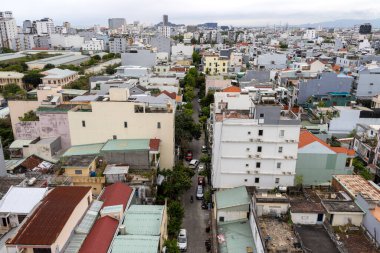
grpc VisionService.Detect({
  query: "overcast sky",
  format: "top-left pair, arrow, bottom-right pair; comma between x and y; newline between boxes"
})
3,0 -> 380,27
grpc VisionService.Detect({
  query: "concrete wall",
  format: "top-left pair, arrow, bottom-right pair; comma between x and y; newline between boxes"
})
256,53 -> 287,70
205,77 -> 231,92
150,36 -> 171,55
291,212 -> 321,225
121,50 -> 156,68
217,205 -> 249,222
255,202 -> 289,217
102,150 -> 150,170
8,100 -> 40,136
327,212 -> 363,226
249,209 -> 265,253
296,153 -> 352,185
68,101 -> 175,169
356,195 -> 380,246
356,71 -> 380,98
39,113 -> 71,150
15,121 -> 40,140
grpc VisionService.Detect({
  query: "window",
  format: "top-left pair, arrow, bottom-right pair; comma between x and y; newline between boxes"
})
275,178 -> 280,184
82,120 -> 86,127
257,146 -> 262,152
260,113 -> 264,118
255,177 -> 260,183
258,130 -> 263,136
157,122 -> 161,129
124,122 -> 128,128
113,135 -> 117,139
370,83 -> 374,86
244,179 -> 248,182
277,162 -> 281,169
75,170 -> 82,175
278,146 -> 283,153
256,162 -> 261,168
245,164 -> 249,167
219,216 -> 225,222
248,131 -> 251,135
279,130 -> 285,137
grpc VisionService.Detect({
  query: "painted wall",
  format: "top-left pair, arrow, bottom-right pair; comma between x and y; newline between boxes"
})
255,202 -> 289,217
291,212 -> 321,225
327,212 -> 363,226
8,100 -> 40,136
356,195 -> 380,246
217,205 -> 249,222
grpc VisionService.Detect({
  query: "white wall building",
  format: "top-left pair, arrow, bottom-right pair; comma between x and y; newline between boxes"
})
158,26 -> 171,38
211,90 -> 300,189
171,43 -> 193,59
50,34 -> 84,49
82,38 -> 105,52
33,18 -> 55,35
0,11 -> 18,50
304,28 -> 316,40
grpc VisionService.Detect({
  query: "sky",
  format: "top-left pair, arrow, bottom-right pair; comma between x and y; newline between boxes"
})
3,0 -> 380,28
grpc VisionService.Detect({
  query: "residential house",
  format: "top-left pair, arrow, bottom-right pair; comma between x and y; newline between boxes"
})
297,72 -> 353,105
67,88 -> 174,169
296,130 -> 355,185
356,66 -> 380,99
0,71 -> 24,90
41,68 -> 79,88
322,200 -> 364,226
352,124 -> 379,166
290,201 -> 325,225
332,175 -> 380,201
121,49 -> 156,68
203,54 -> 229,75
253,192 -> 289,217
6,186 -> 92,253
0,186 -> 48,234
256,53 -> 287,70
205,76 -> 232,92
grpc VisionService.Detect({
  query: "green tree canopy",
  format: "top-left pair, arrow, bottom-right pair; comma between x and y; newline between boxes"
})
1,83 -> 26,100
22,71 -> 44,88
19,110 -> 39,121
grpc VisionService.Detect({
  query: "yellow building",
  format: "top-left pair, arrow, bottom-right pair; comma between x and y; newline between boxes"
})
203,54 -> 229,75
62,154 -> 105,195
0,71 -> 24,90
68,88 -> 175,169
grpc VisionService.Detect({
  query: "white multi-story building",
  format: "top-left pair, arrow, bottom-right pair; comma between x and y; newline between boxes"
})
304,28 -> 316,40
18,33 -> 35,50
210,89 -> 301,189
50,34 -> 84,49
109,37 -> 128,53
158,26 -> 171,38
82,38 -> 105,52
0,11 -> 18,50
33,18 -> 55,35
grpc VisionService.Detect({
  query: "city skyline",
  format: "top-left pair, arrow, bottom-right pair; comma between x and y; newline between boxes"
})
3,0 -> 380,27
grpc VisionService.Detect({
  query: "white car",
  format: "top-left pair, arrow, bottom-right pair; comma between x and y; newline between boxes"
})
198,163 -> 205,172
196,185 -> 204,199
177,229 -> 187,251
189,159 -> 199,169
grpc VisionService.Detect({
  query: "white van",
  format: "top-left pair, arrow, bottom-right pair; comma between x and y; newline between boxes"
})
189,159 -> 199,168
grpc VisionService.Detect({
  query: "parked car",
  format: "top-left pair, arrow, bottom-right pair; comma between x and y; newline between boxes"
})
198,176 -> 205,186
196,185 -> 204,199
189,159 -> 199,168
185,151 -> 193,161
177,229 -> 187,251
201,145 -> 208,153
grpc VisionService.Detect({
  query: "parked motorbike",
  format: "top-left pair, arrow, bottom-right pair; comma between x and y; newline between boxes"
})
190,195 -> 194,203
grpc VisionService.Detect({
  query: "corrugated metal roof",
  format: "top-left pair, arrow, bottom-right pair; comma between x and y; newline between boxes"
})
62,143 -> 104,157
123,205 -> 164,236
101,139 -> 150,152
75,200 -> 103,234
111,235 -> 160,253
64,234 -> 87,253
218,219 -> 256,253
215,186 -> 250,209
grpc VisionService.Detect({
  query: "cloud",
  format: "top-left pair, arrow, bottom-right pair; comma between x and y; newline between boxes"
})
3,0 -> 380,27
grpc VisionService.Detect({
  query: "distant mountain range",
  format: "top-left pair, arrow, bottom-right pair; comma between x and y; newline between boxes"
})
298,19 -> 380,28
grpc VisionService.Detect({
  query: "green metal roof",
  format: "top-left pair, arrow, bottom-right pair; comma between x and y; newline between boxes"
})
112,235 -> 160,253
215,186 -> 250,209
101,139 -> 150,152
218,219 -> 257,253
37,105 -> 73,112
62,143 -> 104,157
60,89 -> 88,96
123,205 -> 164,236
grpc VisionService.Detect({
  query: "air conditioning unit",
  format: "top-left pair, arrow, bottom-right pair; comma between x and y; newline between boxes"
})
287,172 -> 292,175
284,156 -> 288,159
290,140 -> 295,143
255,154 -> 261,158
282,171 -> 286,175
246,148 -> 250,151
249,138 -> 254,142
257,139 -> 262,142
248,155 -> 252,158
289,156 -> 294,159
286,139 -> 290,143
254,170 -> 259,174
247,170 -> 251,174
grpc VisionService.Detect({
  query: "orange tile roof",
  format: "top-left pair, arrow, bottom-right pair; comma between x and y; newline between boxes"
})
299,130 -> 355,156
222,86 -> 241,92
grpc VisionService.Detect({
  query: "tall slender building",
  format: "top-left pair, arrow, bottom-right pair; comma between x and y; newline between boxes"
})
163,15 -> 168,26
108,18 -> 126,30
0,11 -> 18,50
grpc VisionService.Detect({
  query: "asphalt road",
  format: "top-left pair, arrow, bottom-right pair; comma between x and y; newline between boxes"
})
181,93 -> 210,253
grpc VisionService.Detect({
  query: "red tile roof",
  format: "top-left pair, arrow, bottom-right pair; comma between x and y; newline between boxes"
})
7,186 -> 91,246
299,130 -> 355,156
149,138 -> 160,151
79,216 -> 119,253
160,90 -> 177,100
100,182 -> 133,210
222,86 -> 241,92
19,155 -> 44,170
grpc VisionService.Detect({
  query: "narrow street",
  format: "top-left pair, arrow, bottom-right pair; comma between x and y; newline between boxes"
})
181,93 -> 210,253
